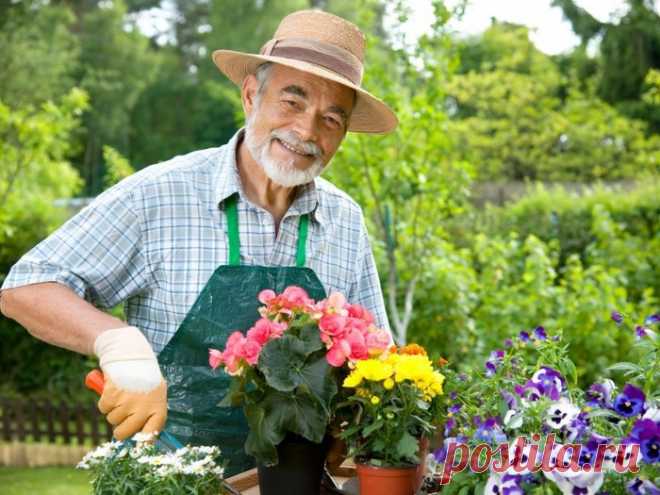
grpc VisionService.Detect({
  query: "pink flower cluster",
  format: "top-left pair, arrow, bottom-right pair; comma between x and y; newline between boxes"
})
208,286 -> 391,374
209,317 -> 287,375
315,292 -> 391,367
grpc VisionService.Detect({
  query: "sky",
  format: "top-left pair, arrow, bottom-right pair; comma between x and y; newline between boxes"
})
403,0 -> 660,54
134,0 -> 660,56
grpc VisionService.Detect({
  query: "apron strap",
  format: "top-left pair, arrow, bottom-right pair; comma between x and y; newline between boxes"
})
224,193 -> 309,268
225,194 -> 241,266
296,214 -> 309,268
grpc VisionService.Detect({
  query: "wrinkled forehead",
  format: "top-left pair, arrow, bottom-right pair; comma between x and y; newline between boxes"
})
267,64 -> 356,113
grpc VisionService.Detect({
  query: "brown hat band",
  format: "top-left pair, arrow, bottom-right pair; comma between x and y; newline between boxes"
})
260,38 -> 364,86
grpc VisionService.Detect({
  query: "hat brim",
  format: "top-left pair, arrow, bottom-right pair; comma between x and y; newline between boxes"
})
212,49 -> 398,134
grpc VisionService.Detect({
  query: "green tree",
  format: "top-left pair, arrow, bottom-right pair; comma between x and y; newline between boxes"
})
329,0 -> 473,344
552,0 -> 660,132
0,89 -> 92,400
0,3 -> 80,108
446,23 -> 660,180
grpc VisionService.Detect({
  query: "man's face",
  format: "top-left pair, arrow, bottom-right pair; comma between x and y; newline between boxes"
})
242,64 -> 355,187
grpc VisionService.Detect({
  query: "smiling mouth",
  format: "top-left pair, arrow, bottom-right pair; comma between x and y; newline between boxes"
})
274,138 -> 315,158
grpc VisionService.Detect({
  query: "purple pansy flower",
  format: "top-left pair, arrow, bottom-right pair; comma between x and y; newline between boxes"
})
501,390 -> 517,410
644,314 -> 660,326
485,472 -> 525,495
624,419 -> 659,464
504,338 -> 513,348
448,403 -> 462,414
635,325 -> 657,340
567,411 -> 591,442
473,416 -> 507,444
531,366 -> 566,400
613,384 -> 646,417
534,326 -> 547,340
519,331 -> 530,342
515,380 -> 544,403
433,435 -> 468,463
485,350 -> 505,377
585,379 -> 615,408
577,433 -> 610,467
443,417 -> 455,437
626,478 -> 660,495
611,311 -> 624,325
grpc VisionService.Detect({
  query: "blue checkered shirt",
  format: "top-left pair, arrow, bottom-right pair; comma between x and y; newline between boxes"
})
2,129 -> 389,352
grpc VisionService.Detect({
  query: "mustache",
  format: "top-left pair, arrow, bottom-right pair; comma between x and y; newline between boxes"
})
270,129 -> 322,157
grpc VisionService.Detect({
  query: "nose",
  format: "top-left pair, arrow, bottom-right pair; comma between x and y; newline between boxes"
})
292,109 -> 320,145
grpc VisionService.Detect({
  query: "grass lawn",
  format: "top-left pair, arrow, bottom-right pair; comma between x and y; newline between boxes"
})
0,467 -> 92,495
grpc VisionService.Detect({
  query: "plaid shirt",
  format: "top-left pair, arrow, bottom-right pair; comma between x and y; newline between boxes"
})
2,129 -> 389,352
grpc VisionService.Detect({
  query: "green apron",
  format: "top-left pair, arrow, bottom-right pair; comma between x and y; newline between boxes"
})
158,193 -> 327,477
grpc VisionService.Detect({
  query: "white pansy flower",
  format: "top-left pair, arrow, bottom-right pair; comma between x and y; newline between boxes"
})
545,398 -> 580,430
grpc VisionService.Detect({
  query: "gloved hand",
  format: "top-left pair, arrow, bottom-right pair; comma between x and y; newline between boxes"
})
93,326 -> 167,440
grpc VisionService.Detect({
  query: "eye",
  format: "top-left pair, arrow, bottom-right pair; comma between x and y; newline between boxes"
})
283,99 -> 299,109
324,115 -> 341,129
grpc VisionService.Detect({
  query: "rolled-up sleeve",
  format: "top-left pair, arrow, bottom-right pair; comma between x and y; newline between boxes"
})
348,218 -> 390,334
1,184 -> 152,309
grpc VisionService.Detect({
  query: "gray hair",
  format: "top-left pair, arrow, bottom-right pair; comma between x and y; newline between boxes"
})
254,62 -> 274,97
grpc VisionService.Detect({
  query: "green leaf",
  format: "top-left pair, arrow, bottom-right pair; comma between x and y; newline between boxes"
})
259,335 -> 308,391
298,323 -> 324,353
218,377 -> 244,408
362,419 -> 385,438
259,336 -> 337,409
607,362 -> 643,374
395,431 -> 419,461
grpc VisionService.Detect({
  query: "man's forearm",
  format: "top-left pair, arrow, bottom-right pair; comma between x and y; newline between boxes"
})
0,282 -> 125,355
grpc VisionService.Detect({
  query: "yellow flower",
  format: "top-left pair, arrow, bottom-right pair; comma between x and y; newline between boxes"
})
356,387 -> 370,397
353,359 -> 394,382
343,371 -> 363,388
370,396 -> 380,405
383,378 -> 394,390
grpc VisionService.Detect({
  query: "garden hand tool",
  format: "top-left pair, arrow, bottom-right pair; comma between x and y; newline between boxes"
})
85,369 -> 182,451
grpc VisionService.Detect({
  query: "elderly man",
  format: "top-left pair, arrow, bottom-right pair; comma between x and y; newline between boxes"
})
0,9 -> 396,475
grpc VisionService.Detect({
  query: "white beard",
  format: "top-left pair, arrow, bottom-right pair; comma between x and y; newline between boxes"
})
244,113 -> 325,188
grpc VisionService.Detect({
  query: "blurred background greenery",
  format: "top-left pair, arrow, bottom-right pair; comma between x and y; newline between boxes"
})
0,0 -> 658,402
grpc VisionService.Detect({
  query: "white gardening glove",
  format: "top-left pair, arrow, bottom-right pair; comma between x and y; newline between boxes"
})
93,326 -> 167,440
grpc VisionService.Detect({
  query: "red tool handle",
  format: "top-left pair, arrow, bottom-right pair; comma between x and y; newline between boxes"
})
85,369 -> 105,396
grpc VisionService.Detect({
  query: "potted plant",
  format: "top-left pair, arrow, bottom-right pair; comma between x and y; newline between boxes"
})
426,311 -> 659,495
77,432 -> 230,495
209,287 -> 391,495
336,343 -> 446,495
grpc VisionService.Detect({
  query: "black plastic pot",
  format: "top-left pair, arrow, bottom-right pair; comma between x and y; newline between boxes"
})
257,433 -> 330,495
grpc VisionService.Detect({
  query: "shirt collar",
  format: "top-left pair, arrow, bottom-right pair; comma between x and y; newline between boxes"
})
213,128 -> 324,227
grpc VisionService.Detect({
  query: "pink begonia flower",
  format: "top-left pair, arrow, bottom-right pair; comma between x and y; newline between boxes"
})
326,292 -> 347,310
258,289 -> 276,305
345,317 -> 369,334
281,286 -> 313,308
326,344 -> 347,367
247,317 -> 287,345
319,314 -> 348,339
366,329 -> 391,355
209,349 -> 223,370
242,339 -> 262,365
225,331 -> 246,352
347,304 -> 374,324
223,353 -> 244,376
345,329 -> 369,360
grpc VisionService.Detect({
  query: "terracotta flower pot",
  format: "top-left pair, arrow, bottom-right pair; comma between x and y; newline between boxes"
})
356,463 -> 418,495
357,436 -> 430,495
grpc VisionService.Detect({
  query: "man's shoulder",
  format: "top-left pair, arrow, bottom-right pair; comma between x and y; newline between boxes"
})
97,146 -> 227,204
315,177 -> 363,216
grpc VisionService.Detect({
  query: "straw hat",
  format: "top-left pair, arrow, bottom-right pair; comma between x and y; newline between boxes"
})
212,10 -> 398,134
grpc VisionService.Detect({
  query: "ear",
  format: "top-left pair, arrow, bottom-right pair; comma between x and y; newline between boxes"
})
241,74 -> 259,118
